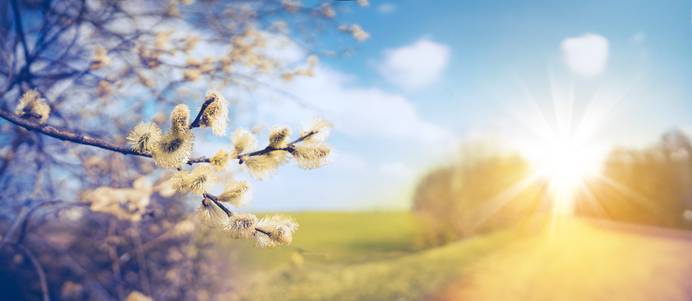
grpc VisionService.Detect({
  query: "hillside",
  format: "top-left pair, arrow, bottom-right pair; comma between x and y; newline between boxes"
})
220,213 -> 692,301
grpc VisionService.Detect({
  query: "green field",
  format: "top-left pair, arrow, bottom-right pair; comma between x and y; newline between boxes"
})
217,212 -> 692,301
216,212 -> 425,267
218,212 -> 519,301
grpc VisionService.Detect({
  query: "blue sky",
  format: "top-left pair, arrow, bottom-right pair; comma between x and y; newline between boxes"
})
227,0 -> 692,211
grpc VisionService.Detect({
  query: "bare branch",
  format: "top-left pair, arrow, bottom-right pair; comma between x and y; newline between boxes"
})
0,107 -> 318,167
0,107 -> 147,156
189,97 -> 215,129
202,193 -> 272,237
0,241 -> 50,301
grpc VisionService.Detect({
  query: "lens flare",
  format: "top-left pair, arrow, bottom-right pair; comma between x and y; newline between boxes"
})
527,133 -> 603,215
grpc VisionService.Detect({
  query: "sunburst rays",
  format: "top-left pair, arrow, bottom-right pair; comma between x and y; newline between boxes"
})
466,75 -> 653,232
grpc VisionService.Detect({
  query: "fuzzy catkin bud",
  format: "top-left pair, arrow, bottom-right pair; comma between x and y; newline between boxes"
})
253,215 -> 299,247
210,150 -> 229,170
15,90 -> 51,124
172,165 -> 214,195
292,143 -> 331,169
170,104 -> 190,134
152,130 -> 193,168
218,180 -> 250,206
243,151 -> 288,180
196,199 -> 229,228
300,118 -> 332,143
225,213 -> 257,239
199,91 -> 229,136
127,123 -> 162,153
268,127 -> 291,148
232,128 -> 257,156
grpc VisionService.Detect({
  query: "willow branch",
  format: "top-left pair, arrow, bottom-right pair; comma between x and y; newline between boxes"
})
191,130 -> 319,165
2,105 -> 308,241
0,108 -> 148,157
202,193 -> 272,237
202,193 -> 233,216
0,108 -> 315,167
0,109 -> 206,164
189,97 -> 214,129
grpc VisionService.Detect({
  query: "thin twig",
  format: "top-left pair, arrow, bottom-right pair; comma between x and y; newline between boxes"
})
0,108 -> 147,157
0,241 -> 50,301
203,193 -> 233,216
202,193 -> 272,237
235,130 -> 317,164
189,97 -> 214,129
0,108 -> 314,166
0,105 -> 313,242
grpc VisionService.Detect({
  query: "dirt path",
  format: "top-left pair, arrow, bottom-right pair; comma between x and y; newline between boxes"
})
433,219 -> 692,301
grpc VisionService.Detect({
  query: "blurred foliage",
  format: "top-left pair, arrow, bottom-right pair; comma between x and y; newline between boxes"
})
414,130 -> 692,247
0,0 -> 364,299
576,129 -> 692,229
412,145 -> 545,246
0,195 -> 227,300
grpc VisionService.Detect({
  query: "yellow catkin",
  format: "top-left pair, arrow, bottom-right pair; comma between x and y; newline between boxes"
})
15,90 -> 51,124
232,128 -> 257,156
210,150 -> 229,169
268,127 -> 291,148
199,91 -> 228,136
172,165 -> 213,195
225,213 -> 257,238
292,143 -> 331,169
152,131 -> 194,168
218,180 -> 250,206
253,215 -> 298,247
126,123 -> 162,153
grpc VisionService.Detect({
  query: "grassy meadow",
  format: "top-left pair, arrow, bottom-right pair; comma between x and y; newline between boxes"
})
215,212 -> 692,301
218,212 -> 424,267
218,212 -> 521,301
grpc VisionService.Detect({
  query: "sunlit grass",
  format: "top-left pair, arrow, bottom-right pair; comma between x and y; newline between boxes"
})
217,211 -> 425,269
222,213 -> 692,301
440,218 -> 692,301
223,213 -> 519,301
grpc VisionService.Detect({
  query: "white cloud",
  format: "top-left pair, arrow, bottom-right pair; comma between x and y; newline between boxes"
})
378,38 -> 450,90
561,33 -> 609,77
378,3 -> 396,14
216,33 -> 454,148
253,67 -> 456,149
196,34 -> 457,210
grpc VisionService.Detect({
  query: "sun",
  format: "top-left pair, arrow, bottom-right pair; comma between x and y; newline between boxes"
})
495,75 -> 631,219
526,132 -> 604,215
